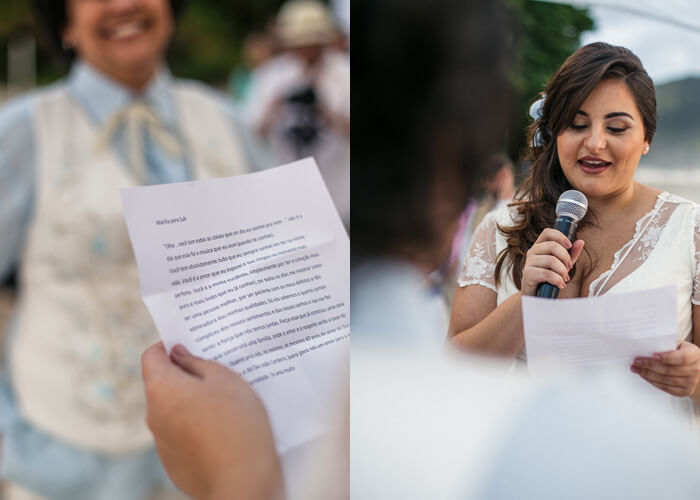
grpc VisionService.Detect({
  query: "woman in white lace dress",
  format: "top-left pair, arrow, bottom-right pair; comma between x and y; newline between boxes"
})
449,42 -> 700,416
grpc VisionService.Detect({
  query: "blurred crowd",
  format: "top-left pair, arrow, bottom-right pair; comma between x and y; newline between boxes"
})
240,0 -> 350,227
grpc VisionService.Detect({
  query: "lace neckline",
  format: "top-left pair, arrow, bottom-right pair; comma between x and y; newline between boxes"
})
587,191 -> 669,297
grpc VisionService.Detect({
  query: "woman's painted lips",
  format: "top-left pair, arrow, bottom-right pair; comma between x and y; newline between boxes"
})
578,157 -> 611,173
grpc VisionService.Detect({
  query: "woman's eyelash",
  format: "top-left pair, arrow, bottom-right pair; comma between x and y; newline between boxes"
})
569,124 -> 628,133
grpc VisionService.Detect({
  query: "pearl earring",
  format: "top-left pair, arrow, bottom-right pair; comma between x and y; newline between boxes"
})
643,145 -> 649,154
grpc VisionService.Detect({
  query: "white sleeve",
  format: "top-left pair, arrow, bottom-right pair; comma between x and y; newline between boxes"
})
457,210 -> 500,292
692,207 -> 700,305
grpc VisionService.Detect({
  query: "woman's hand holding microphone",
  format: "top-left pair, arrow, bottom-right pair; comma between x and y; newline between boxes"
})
521,228 -> 585,296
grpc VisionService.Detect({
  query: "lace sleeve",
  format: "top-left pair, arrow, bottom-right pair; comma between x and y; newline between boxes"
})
457,211 -> 499,292
693,209 -> 700,305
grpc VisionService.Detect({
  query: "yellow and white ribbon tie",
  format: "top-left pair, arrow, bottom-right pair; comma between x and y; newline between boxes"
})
96,100 -> 182,182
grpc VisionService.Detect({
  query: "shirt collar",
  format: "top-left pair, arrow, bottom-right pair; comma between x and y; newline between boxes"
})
68,61 -> 177,128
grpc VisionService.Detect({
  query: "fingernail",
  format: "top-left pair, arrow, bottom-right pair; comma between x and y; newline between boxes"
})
171,344 -> 190,359
630,365 -> 639,373
565,274 -> 570,282
565,240 -> 572,249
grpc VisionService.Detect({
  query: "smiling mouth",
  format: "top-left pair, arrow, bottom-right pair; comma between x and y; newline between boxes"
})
104,21 -> 151,41
578,159 -> 611,173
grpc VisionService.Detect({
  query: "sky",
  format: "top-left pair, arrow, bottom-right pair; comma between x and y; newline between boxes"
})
580,5 -> 700,84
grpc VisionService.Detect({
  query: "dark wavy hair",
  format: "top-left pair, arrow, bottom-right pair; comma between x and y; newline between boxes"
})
495,42 -> 657,288
33,0 -> 189,61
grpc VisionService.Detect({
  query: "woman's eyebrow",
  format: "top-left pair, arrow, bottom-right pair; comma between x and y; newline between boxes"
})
575,110 -> 635,120
605,111 -> 635,119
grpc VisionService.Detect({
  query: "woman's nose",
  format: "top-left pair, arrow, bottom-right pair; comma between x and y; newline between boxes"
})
584,127 -> 606,152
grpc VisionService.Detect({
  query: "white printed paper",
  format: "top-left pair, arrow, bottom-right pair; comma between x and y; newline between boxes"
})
121,158 -> 349,452
522,287 -> 677,375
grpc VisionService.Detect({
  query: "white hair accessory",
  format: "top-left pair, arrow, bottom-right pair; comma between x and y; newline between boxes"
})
529,94 -> 547,148
529,95 -> 545,120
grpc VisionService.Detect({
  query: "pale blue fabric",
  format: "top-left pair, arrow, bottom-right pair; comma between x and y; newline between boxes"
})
0,61 -> 267,499
0,94 -> 34,282
477,377 -> 700,500
351,258 -> 700,499
351,258 -> 448,349
0,374 -> 166,500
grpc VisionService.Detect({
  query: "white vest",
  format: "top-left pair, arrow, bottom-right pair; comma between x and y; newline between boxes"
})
11,82 -> 248,453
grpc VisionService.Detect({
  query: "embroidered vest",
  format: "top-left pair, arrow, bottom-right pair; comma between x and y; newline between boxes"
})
10,82 -> 248,453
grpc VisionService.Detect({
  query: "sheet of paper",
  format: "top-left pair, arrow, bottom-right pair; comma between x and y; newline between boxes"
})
522,286 -> 677,376
121,158 -> 349,452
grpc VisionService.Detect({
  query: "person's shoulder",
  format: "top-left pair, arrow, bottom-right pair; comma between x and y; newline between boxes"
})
663,191 -> 698,206
472,202 -> 514,234
0,90 -> 37,131
652,191 -> 700,236
0,80 -> 68,129
492,201 -> 520,226
171,77 -> 246,120
656,190 -> 700,219
172,78 -> 230,106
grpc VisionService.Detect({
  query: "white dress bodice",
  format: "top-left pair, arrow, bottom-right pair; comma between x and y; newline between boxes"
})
458,192 -> 700,424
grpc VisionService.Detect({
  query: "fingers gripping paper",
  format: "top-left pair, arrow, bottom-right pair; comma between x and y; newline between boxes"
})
121,158 -> 349,452
522,286 -> 677,375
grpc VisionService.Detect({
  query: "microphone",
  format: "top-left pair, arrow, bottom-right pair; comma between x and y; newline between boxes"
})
535,189 -> 588,299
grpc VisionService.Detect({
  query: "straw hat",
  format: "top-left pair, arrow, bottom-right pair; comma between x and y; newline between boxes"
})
276,0 -> 336,48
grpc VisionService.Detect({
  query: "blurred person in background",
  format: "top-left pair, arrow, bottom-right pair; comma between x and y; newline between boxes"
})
228,29 -> 277,104
246,0 -> 350,228
0,0 -> 265,498
435,153 -> 516,309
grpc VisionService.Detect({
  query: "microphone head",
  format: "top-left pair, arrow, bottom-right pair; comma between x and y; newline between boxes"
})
555,190 -> 588,222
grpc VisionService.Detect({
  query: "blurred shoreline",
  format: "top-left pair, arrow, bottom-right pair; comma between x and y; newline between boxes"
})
636,166 -> 700,202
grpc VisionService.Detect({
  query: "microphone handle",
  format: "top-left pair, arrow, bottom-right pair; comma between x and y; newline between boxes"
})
535,215 -> 577,299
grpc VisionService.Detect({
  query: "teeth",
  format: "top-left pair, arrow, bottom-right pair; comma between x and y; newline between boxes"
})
111,23 -> 144,39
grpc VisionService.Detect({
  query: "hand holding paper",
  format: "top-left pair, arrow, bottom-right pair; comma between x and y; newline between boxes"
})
141,342 -> 284,500
631,341 -> 700,398
522,286 -> 677,376
121,159 -> 349,452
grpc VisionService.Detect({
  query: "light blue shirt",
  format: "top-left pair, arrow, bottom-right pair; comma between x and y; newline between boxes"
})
0,61 -> 268,282
351,258 -> 449,349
